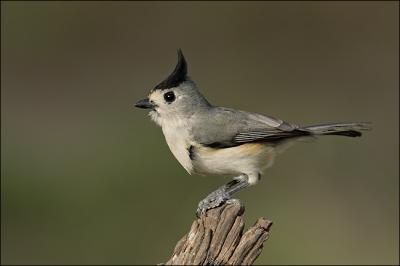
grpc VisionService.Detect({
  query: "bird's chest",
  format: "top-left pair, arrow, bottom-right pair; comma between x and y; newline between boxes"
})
162,125 -> 193,174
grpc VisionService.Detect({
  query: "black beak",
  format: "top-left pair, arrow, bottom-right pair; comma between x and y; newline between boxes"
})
134,98 -> 154,109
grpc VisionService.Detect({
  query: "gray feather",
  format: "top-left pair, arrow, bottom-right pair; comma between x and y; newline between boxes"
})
191,107 -> 371,148
301,122 -> 371,137
191,107 -> 299,148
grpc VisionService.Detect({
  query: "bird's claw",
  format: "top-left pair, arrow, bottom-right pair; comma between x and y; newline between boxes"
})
196,189 -> 230,217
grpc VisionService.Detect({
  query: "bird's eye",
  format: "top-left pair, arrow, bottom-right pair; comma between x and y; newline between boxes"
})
163,91 -> 175,103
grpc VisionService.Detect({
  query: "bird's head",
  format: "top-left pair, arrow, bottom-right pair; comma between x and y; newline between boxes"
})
135,50 -> 210,126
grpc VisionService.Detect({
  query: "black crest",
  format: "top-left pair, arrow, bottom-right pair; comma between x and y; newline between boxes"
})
153,49 -> 187,91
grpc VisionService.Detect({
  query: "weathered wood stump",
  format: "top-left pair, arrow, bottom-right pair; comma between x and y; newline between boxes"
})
164,200 -> 273,265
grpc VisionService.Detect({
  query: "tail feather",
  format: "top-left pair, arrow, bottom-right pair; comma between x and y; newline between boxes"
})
300,122 -> 371,137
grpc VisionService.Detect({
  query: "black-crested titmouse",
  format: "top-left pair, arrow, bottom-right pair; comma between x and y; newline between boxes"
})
135,50 -> 370,216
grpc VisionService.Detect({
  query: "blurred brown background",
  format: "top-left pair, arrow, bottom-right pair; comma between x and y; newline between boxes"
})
1,1 -> 398,265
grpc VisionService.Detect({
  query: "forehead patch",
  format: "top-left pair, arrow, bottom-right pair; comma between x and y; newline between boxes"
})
149,89 -> 163,100
152,49 -> 187,92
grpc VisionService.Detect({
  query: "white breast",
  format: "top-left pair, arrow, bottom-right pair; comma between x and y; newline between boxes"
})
162,124 -> 193,174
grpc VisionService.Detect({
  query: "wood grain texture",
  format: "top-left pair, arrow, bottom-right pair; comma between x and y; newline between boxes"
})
163,200 -> 273,265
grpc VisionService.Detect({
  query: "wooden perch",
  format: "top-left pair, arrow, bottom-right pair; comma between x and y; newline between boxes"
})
163,200 -> 273,265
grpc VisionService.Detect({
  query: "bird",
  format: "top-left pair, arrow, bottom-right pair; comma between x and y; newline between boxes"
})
135,49 -> 370,216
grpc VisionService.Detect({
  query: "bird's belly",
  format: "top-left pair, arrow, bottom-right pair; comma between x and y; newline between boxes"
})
192,143 -> 276,175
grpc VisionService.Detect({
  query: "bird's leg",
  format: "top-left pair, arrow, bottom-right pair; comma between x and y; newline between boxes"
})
196,175 -> 249,217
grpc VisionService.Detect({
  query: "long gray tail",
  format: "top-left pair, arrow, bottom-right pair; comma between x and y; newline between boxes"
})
300,122 -> 371,137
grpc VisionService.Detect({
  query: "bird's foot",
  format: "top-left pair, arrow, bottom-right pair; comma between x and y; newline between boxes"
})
196,188 -> 230,217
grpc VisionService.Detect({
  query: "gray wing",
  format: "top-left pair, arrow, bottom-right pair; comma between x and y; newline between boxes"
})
191,107 -> 303,148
